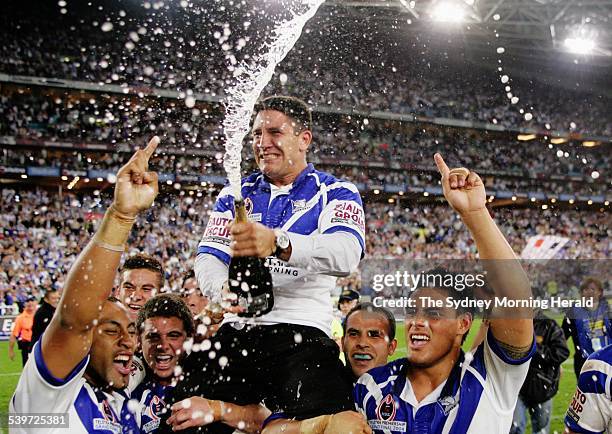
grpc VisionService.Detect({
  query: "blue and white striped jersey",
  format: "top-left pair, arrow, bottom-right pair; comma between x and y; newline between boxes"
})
354,330 -> 535,434
565,344 -> 612,434
131,380 -> 173,433
197,164 -> 365,333
10,341 -> 140,433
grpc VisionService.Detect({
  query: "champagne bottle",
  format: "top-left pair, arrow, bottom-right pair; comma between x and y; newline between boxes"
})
228,199 -> 274,317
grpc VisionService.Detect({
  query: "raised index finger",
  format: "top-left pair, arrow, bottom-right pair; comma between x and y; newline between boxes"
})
434,153 -> 450,177
143,136 -> 160,160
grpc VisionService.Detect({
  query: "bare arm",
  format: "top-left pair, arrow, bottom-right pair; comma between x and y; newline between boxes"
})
262,412 -> 371,434
41,137 -> 160,380
168,397 -> 270,433
435,153 -> 533,352
8,333 -> 17,360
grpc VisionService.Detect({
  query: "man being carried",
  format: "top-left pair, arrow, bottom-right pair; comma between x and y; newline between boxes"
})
170,96 -> 366,433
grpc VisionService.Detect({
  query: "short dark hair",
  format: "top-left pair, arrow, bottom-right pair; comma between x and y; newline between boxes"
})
136,294 -> 194,337
44,288 -> 58,299
181,269 -> 196,289
409,268 -> 475,344
410,268 -> 476,317
343,302 -> 396,341
254,96 -> 312,132
121,253 -> 164,287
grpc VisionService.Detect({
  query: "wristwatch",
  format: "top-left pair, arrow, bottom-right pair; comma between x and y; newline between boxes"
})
273,229 -> 291,257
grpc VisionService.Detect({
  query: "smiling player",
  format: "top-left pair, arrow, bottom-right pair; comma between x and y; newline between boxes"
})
354,154 -> 535,433
9,136 -> 161,433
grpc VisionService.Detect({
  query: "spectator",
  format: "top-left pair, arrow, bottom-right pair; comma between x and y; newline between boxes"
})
31,288 -> 60,345
562,277 -> 612,378
511,308 -> 570,434
8,295 -> 37,366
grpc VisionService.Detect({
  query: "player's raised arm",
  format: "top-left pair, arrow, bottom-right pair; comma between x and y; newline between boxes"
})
41,136 -> 160,380
434,153 -> 533,353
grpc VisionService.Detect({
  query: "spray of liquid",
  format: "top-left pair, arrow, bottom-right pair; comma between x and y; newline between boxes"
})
222,0 -> 325,200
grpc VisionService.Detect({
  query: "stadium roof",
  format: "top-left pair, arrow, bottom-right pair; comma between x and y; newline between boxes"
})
322,0 -> 612,88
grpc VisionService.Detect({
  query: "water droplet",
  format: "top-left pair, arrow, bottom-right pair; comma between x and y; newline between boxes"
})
101,22 -> 113,32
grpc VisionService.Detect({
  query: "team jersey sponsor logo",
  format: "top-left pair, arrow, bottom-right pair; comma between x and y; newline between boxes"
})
93,418 -> 122,433
330,201 -> 365,232
376,394 -> 397,421
143,418 -> 161,433
203,215 -> 232,245
369,420 -> 407,431
567,388 -> 586,423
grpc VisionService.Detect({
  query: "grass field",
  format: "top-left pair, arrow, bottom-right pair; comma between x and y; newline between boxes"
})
0,318 -> 577,433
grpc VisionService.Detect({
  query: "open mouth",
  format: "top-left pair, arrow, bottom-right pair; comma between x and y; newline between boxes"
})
113,354 -> 133,376
351,353 -> 373,363
127,303 -> 141,312
409,334 -> 431,349
154,354 -> 173,370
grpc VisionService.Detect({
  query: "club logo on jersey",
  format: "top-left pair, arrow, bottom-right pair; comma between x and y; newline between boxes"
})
244,197 -> 262,222
245,197 -> 254,215
149,395 -> 165,419
376,394 -> 397,421
291,199 -> 308,213
438,395 -> 459,416
102,399 -> 117,422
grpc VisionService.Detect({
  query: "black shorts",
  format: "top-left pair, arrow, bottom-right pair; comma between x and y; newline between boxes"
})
166,323 -> 354,433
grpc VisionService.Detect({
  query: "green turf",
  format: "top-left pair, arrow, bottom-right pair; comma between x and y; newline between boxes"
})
0,319 -> 578,433
0,340 -> 23,432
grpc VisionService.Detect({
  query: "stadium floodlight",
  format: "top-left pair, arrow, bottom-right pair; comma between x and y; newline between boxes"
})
517,134 -> 537,141
582,140 -> 599,147
564,37 -> 595,55
550,137 -> 567,144
430,2 -> 465,23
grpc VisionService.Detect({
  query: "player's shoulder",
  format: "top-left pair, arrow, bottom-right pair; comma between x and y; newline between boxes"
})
312,168 -> 357,189
588,344 -> 612,362
242,171 -> 264,186
581,344 -> 612,379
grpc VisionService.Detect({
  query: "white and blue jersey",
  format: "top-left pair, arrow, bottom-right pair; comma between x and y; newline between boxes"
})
565,344 -> 612,434
197,164 -> 365,333
131,380 -> 173,433
9,341 -> 140,433
354,330 -> 535,434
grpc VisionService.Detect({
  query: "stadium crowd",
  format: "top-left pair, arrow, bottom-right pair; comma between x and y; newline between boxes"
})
1,7 -> 611,138
0,91 -> 609,198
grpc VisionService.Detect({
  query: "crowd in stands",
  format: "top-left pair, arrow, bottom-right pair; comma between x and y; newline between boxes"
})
0,91 -> 609,197
1,5 -> 611,137
1,187 -> 609,313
